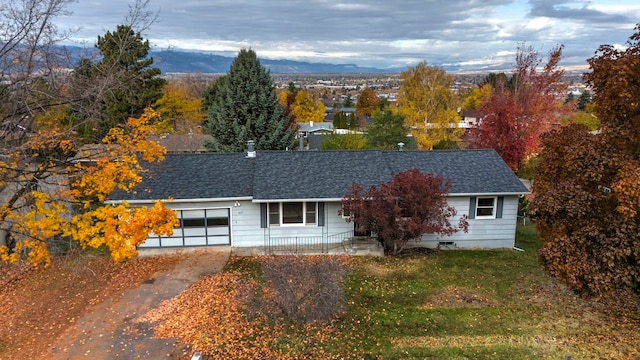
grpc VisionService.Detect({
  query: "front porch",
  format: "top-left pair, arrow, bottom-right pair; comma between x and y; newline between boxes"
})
231,231 -> 383,257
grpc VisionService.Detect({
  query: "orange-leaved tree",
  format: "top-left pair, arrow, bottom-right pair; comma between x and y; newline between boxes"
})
355,87 -> 380,119
531,24 -> 640,297
0,109 -> 178,268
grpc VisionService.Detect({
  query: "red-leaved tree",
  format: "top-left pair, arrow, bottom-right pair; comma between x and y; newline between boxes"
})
341,169 -> 468,255
470,45 -> 567,171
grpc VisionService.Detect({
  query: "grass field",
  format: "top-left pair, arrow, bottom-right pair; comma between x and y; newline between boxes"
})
220,224 -> 640,359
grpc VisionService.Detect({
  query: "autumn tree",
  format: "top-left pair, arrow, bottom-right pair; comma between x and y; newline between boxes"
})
0,109 -> 178,268
366,109 -> 410,150
342,169 -> 468,255
397,62 -> 464,149
531,25 -> 640,297
471,77 -> 525,170
204,49 -> 296,152
292,89 -> 325,123
154,81 -> 206,134
469,45 -> 566,171
461,84 -> 492,111
0,0 -> 177,268
276,81 -> 298,122
355,87 -> 379,120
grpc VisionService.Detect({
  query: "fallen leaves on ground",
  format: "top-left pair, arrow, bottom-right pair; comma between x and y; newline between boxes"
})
0,251 -> 182,360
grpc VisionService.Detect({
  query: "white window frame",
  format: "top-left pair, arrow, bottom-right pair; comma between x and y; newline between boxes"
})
475,196 -> 497,219
269,202 -> 317,226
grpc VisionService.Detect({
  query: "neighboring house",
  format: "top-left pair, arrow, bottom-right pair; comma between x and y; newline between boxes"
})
459,110 -> 484,128
297,121 -> 334,137
108,148 -> 529,253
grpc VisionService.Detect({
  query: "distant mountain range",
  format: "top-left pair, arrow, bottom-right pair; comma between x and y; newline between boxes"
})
60,46 -> 587,75
150,49 -> 394,74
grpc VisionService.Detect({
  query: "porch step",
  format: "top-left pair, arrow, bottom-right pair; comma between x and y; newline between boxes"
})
341,236 -> 384,257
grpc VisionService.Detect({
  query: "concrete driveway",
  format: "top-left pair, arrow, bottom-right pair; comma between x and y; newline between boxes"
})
47,247 -> 231,359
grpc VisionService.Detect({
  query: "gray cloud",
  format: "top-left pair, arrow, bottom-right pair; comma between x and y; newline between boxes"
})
58,0 -> 640,70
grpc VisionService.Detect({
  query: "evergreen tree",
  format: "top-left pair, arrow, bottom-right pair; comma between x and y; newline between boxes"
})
577,90 -> 592,111
204,49 -> 295,152
333,111 -> 347,129
348,113 -> 357,129
366,109 -> 409,150
201,75 -> 227,112
68,25 -> 165,141
95,25 -> 165,135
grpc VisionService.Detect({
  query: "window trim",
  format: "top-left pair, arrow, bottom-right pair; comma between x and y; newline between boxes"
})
268,202 -> 318,226
475,196 -> 497,219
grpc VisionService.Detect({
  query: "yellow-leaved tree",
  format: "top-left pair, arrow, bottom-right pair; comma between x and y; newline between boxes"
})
0,109 -> 178,268
292,89 -> 326,123
397,62 -> 464,149
154,82 -> 206,134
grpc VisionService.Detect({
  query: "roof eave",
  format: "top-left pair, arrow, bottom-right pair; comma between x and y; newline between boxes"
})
106,196 -> 254,205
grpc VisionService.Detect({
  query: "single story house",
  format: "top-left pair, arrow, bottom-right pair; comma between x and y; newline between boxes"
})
108,148 -> 529,252
297,121 -> 334,137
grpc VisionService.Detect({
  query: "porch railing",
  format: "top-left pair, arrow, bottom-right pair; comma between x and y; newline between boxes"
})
266,230 -> 353,254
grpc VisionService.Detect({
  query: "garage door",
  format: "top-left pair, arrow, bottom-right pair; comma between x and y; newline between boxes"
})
140,208 -> 230,248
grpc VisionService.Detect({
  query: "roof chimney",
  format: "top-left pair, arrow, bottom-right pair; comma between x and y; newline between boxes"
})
246,140 -> 256,158
398,142 -> 405,151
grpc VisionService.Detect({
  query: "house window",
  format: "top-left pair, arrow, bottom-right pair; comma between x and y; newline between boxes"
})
305,202 -> 317,224
476,197 -> 496,218
341,204 -> 352,219
283,202 -> 304,224
269,203 -> 280,225
182,218 -> 205,227
269,202 -> 317,226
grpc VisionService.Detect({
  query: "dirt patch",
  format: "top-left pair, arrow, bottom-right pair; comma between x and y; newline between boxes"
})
423,285 -> 497,308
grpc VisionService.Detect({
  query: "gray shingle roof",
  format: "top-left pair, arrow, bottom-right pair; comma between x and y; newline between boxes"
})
253,151 -> 393,200
382,150 -> 526,194
110,149 -> 528,201
110,153 -> 255,201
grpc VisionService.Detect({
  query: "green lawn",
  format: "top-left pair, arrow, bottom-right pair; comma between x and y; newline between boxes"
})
222,224 -> 640,359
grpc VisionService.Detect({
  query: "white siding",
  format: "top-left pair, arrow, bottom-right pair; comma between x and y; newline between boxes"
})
137,196 -> 518,250
230,201 -> 266,247
416,196 -> 519,249
233,201 -> 354,247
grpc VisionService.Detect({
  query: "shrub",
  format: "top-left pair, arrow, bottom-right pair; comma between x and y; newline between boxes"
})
243,256 -> 347,324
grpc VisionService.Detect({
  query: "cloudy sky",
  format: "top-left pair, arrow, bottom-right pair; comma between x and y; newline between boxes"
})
59,0 -> 640,71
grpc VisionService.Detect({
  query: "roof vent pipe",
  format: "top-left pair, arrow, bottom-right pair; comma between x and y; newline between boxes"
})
246,140 -> 256,158
398,142 -> 405,151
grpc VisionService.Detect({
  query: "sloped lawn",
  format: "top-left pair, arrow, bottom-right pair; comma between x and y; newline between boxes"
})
143,224 -> 640,359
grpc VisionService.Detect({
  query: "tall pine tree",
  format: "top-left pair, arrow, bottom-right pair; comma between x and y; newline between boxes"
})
204,49 -> 295,152
68,25 -> 165,142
